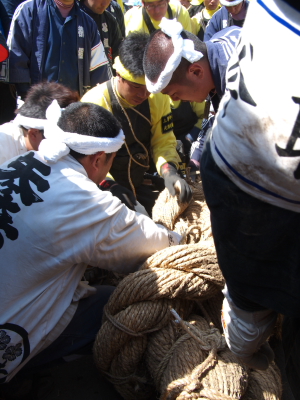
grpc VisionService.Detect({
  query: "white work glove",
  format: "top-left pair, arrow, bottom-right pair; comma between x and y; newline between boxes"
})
221,285 -> 277,370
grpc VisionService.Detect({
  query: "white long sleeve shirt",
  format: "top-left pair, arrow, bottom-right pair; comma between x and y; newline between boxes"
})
0,151 -> 180,382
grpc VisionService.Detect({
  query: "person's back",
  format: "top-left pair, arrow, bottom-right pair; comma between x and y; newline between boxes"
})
0,101 -> 181,384
200,0 -> 300,382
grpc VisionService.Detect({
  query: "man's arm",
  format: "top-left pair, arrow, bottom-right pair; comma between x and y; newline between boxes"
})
109,1 -> 125,38
203,7 -> 225,41
89,27 -> 111,87
7,1 -> 33,93
150,93 -> 192,203
105,11 -> 123,63
89,190 -> 181,274
149,93 -> 180,173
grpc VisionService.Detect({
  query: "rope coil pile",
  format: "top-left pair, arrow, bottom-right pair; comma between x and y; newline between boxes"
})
93,180 -> 282,400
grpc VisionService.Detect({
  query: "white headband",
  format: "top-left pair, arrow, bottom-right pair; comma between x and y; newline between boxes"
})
14,114 -> 47,130
38,100 -> 125,163
145,18 -> 204,94
219,0 -> 243,7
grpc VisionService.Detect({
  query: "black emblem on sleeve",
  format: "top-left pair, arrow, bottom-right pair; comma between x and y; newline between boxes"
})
222,42 -> 257,118
275,97 -> 300,179
162,113 -> 174,134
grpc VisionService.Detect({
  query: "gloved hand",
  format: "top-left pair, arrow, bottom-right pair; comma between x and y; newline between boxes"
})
99,180 -> 137,210
221,286 -> 277,370
160,162 -> 192,204
144,173 -> 165,192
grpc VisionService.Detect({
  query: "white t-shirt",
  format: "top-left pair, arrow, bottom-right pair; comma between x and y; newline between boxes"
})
0,151 -> 180,382
211,0 -> 300,212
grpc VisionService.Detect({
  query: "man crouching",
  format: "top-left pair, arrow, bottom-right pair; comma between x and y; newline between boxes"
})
0,101 -> 181,386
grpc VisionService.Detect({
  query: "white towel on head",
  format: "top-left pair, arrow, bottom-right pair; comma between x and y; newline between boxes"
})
145,18 -> 204,94
38,100 -> 125,163
14,114 -> 47,130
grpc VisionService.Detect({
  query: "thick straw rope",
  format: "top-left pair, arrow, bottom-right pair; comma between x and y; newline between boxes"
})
93,179 -> 282,400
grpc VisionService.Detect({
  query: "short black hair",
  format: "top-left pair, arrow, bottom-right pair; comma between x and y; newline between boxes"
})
119,32 -> 150,77
57,102 -> 122,160
17,82 -> 80,119
143,30 -> 208,83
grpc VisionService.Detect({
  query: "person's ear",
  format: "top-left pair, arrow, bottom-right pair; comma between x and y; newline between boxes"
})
27,128 -> 44,150
92,151 -> 105,171
188,62 -> 203,79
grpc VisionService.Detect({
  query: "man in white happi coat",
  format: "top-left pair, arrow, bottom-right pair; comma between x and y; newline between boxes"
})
0,82 -> 79,166
0,101 -> 181,385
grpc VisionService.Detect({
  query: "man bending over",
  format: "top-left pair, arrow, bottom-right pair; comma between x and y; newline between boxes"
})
0,101 -> 181,386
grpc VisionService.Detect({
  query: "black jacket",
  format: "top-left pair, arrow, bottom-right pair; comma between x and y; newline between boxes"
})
79,3 -> 123,67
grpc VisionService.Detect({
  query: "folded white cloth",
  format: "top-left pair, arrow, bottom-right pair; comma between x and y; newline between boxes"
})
14,114 -> 47,130
39,100 -> 125,163
145,18 -> 203,94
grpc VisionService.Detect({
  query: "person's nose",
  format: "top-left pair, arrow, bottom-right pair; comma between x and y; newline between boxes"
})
138,87 -> 150,99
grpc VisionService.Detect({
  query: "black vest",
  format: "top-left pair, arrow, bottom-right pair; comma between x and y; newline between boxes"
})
107,79 -> 152,190
171,101 -> 198,138
188,3 -> 204,18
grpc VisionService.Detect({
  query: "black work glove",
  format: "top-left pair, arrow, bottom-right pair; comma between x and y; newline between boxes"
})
99,180 -> 137,210
160,163 -> 192,204
144,173 -> 165,192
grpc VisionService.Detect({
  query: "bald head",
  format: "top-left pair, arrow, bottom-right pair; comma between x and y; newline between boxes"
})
143,29 -> 213,102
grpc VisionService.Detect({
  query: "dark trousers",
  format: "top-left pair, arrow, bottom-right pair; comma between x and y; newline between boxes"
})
22,284 -> 115,372
200,134 -> 300,316
200,134 -> 300,399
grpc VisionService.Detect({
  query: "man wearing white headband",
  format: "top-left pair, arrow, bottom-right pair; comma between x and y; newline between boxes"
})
154,0 -> 300,392
0,101 -> 181,386
82,32 -> 192,215
204,0 -> 249,41
143,18 -> 241,170
0,82 -> 79,166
